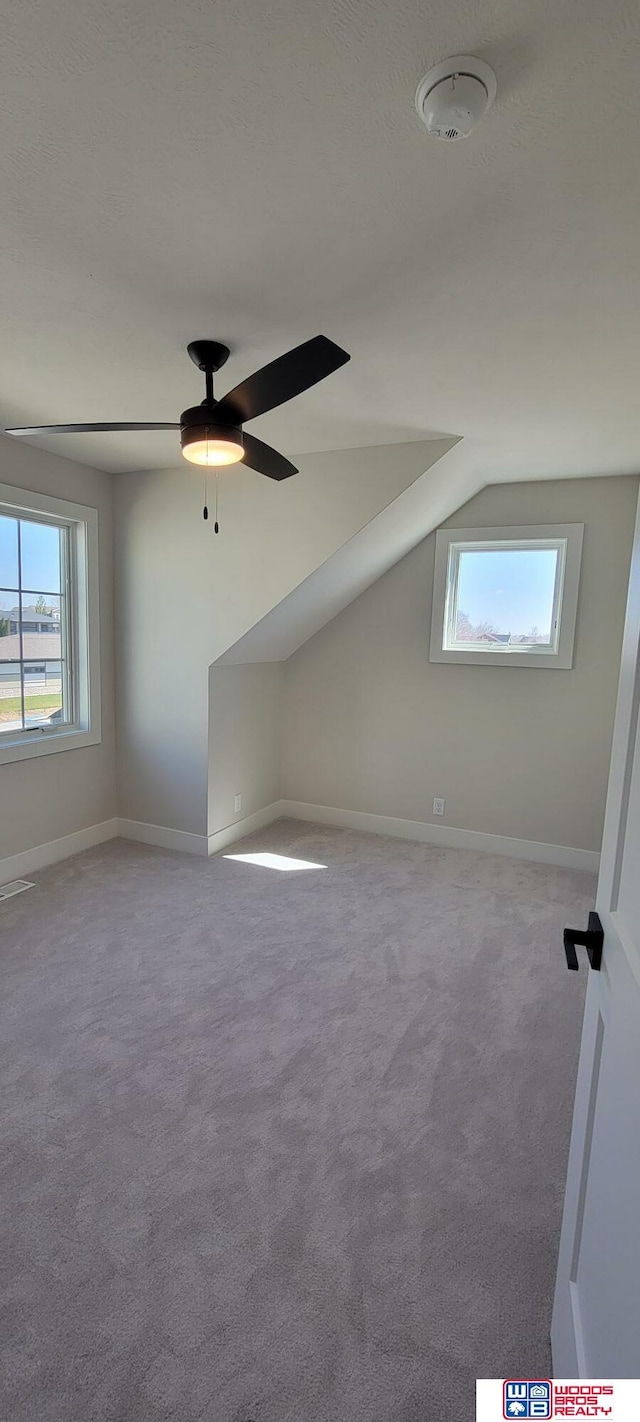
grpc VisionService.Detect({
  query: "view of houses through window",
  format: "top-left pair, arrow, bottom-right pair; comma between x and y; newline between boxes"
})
0,511 -> 70,736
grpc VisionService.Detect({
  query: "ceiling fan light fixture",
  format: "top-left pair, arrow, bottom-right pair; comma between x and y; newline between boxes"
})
180,420 -> 244,467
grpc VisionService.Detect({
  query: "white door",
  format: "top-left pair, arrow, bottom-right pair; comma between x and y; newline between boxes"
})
552,491 -> 640,1376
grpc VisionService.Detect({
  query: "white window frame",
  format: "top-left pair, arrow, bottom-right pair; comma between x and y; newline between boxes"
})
0,482 -> 101,764
430,523 -> 584,669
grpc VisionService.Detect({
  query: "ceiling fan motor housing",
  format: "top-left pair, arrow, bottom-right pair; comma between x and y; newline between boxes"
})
415,55 -> 497,139
179,404 -> 239,434
180,404 -> 244,462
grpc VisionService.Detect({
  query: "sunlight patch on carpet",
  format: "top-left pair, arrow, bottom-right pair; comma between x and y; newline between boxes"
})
223,852 -> 327,873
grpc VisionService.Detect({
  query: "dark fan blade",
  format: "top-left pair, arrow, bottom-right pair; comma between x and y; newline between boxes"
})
5,422 -> 180,436
242,432 -> 297,481
215,335 -> 350,425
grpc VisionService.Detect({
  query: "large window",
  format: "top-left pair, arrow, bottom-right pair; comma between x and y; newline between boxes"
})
0,514 -> 70,734
430,524 -> 583,669
0,485 -> 101,763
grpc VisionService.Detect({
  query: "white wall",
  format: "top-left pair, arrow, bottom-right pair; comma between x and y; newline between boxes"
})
0,436 -> 115,861
281,476 -> 638,854
208,663 -> 283,836
114,440 -> 448,838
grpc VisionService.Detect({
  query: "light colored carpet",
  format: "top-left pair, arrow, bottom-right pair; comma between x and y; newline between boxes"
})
0,819 -> 593,1422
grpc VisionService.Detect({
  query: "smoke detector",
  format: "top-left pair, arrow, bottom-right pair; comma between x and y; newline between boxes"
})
415,55 -> 497,140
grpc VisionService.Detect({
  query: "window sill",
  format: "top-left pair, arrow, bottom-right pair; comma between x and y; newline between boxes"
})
430,646 -> 573,669
0,726 -> 102,766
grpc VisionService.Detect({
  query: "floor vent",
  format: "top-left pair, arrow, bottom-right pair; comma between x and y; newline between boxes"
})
0,879 -> 35,902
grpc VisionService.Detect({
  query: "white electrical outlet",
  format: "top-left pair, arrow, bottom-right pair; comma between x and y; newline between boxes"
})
234,793 -> 242,814
433,797 -> 445,817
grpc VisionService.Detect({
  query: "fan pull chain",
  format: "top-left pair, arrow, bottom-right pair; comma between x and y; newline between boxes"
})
203,470 -> 220,530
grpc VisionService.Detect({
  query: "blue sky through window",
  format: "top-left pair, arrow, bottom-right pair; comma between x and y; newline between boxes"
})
20,520 -> 61,593
456,547 -> 558,638
0,516 -> 61,606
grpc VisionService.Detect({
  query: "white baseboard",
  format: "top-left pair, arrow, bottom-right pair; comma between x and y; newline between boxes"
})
1,805 -> 281,881
0,800 -> 599,883
117,805 -> 286,857
117,818 -> 209,856
0,817 -> 119,884
280,800 -> 600,873
207,801 -> 285,856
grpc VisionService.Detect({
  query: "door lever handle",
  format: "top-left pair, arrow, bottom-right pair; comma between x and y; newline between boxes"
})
563,911 -> 603,972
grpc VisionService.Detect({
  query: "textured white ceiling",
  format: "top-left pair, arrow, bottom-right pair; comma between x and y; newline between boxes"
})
1,0 -> 640,474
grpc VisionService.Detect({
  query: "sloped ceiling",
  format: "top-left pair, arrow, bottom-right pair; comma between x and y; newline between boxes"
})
1,0 -> 640,475
218,438 -> 468,663
218,432 -> 623,665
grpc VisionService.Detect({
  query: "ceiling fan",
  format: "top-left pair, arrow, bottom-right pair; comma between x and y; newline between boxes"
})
4,334 -> 350,482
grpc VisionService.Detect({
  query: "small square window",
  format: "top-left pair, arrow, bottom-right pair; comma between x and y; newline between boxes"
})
430,524 -> 583,669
